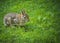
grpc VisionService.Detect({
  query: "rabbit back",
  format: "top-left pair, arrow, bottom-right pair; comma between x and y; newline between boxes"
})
3,13 -> 18,26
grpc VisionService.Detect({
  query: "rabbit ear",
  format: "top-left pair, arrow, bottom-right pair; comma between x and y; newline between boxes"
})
21,9 -> 26,15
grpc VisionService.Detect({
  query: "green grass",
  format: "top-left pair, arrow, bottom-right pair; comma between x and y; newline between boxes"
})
0,0 -> 60,43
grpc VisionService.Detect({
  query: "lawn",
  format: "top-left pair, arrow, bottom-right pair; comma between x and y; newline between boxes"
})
0,0 -> 60,43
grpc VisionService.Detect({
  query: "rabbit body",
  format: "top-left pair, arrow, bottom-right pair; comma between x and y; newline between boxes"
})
3,12 -> 29,26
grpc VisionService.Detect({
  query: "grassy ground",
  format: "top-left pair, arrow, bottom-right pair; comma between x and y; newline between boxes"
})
0,0 -> 60,43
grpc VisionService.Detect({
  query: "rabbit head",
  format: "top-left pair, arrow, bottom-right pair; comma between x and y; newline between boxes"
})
19,10 -> 29,21
21,10 -> 29,22
17,10 -> 29,26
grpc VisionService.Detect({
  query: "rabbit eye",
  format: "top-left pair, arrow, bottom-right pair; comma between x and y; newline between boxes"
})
24,16 -> 26,18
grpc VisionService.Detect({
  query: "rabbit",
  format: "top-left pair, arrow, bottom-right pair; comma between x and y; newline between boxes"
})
3,10 -> 29,27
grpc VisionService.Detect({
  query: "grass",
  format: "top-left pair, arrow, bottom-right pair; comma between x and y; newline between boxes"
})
0,0 -> 60,43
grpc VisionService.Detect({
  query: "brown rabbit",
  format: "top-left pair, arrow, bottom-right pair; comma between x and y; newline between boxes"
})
3,10 -> 29,27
